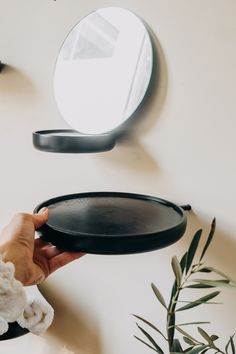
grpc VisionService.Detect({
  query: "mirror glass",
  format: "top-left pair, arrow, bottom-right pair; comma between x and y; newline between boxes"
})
54,7 -> 153,135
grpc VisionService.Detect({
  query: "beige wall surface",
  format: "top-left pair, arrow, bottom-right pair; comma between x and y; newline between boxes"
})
0,1 -> 236,353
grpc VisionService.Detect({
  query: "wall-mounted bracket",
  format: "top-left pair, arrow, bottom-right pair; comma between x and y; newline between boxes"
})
0,61 -> 5,73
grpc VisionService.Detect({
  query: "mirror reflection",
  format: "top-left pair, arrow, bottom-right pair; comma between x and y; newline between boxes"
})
54,7 -> 153,135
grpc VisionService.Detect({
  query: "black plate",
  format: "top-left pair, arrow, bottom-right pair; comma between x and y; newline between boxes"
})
34,192 -> 187,254
33,130 -> 116,153
0,322 -> 29,341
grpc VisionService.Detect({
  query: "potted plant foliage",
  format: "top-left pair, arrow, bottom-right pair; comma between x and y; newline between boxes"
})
134,219 -> 236,354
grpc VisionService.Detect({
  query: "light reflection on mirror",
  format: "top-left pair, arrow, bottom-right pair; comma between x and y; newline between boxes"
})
54,7 -> 153,135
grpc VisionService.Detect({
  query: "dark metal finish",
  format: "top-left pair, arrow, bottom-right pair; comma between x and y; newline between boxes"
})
180,204 -> 192,211
33,129 -> 116,153
0,61 -> 5,73
0,323 -> 28,341
34,192 -> 187,255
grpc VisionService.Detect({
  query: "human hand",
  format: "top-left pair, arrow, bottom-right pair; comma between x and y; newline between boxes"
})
0,209 -> 84,285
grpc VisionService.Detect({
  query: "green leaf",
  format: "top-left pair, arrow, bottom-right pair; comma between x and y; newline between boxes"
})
198,268 -> 212,273
180,252 -> 188,273
226,335 -> 235,354
167,312 -> 176,349
206,267 -> 236,285
197,327 -> 213,345
210,335 -> 219,341
191,279 -> 232,288
200,349 -> 209,354
171,256 -> 183,286
226,337 -> 232,354
171,338 -> 183,352
199,218 -> 216,261
170,280 -> 178,299
183,337 -> 196,346
151,283 -> 167,309
134,336 -> 159,353
175,326 -> 201,345
230,335 -> 236,354
171,321 -> 210,327
183,347 -> 194,353
176,291 -> 220,311
186,346 -> 208,354
133,314 -> 167,340
186,229 -> 202,273
177,300 -> 222,305
136,324 -> 164,354
185,284 -> 215,289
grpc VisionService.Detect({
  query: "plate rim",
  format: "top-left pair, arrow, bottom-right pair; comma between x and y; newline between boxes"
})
34,191 -> 187,239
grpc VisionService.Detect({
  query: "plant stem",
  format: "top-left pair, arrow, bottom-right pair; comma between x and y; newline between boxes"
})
166,263 -> 203,351
167,284 -> 181,351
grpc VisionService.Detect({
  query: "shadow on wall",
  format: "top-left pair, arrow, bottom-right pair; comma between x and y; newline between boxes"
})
101,31 -> 168,174
0,65 -> 37,103
39,283 -> 102,354
98,137 -> 161,176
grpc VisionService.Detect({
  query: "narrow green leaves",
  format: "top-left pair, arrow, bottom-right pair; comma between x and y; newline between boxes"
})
175,326 -> 201,344
176,291 -> 220,311
185,284 -> 215,289
134,336 -> 159,353
133,315 -> 167,341
210,335 -> 219,341
151,283 -> 167,309
167,312 -> 176,349
133,220 -> 236,354
199,219 -> 216,262
171,338 -> 183,352
186,345 -> 208,354
180,252 -> 188,273
226,337 -> 232,353
230,335 -> 236,354
186,229 -> 202,273
203,267 -> 236,286
191,279 -> 232,288
197,327 -> 214,345
199,349 -> 209,354
183,336 -> 197,346
226,335 -> 236,354
136,324 -> 164,354
170,321 -> 210,328
198,267 -> 212,273
170,280 -> 178,300
172,256 -> 183,287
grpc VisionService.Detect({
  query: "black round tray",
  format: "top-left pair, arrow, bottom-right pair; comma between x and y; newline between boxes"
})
33,130 -> 116,153
34,192 -> 187,254
0,322 -> 28,341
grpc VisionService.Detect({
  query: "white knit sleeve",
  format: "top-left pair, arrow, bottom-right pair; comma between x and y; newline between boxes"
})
17,286 -> 54,335
0,258 -> 54,336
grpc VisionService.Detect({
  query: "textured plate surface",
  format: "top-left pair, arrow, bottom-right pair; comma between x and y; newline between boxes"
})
34,192 -> 187,254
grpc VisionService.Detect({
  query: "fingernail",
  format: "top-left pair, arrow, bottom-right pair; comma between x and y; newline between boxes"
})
38,207 -> 48,214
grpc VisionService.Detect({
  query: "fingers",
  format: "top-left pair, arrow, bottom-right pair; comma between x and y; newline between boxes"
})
49,252 -> 85,274
32,208 -> 49,229
34,238 -> 62,259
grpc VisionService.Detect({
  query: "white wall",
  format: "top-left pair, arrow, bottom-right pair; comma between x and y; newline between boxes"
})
0,1 -> 236,353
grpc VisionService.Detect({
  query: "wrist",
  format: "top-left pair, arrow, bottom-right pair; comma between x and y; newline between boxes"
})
0,243 -> 33,286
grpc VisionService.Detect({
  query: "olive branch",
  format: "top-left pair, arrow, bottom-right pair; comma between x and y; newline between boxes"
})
134,219 -> 236,354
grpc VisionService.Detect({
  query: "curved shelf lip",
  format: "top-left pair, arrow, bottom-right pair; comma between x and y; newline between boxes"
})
33,129 -> 116,153
34,191 -> 188,255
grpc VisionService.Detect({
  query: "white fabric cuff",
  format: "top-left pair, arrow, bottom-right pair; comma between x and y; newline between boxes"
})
0,258 -> 54,336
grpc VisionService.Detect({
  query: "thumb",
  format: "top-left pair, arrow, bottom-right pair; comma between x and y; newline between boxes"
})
32,208 -> 49,229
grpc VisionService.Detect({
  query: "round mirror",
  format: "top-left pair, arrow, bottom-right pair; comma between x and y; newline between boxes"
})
54,7 -> 153,135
